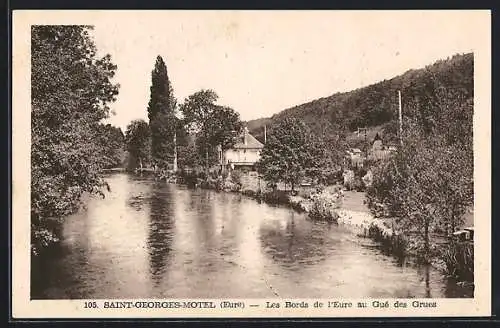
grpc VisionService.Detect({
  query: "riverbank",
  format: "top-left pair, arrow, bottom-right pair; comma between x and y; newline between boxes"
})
287,190 -> 473,286
187,173 -> 473,285
34,172 -> 472,299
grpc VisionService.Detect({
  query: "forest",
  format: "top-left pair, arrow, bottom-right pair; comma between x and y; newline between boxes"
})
248,53 -> 473,149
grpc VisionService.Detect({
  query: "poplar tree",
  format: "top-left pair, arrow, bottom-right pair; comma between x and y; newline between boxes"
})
147,56 -> 177,168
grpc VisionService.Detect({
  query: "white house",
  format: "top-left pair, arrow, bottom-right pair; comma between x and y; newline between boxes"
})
219,127 -> 264,171
367,134 -> 396,162
345,148 -> 365,168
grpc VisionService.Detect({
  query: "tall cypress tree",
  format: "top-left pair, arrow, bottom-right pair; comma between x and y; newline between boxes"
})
147,56 -> 177,168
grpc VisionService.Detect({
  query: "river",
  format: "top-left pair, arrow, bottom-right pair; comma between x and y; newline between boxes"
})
31,173 -> 473,299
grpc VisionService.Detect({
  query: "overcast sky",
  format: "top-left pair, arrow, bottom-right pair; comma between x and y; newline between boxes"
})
86,10 -> 484,130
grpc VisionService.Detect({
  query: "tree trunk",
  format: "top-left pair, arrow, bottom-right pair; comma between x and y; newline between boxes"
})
424,221 -> 430,260
205,149 -> 208,175
173,131 -> 178,173
451,202 -> 456,233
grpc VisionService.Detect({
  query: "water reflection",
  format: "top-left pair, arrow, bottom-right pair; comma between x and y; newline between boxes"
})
259,212 -> 329,268
147,183 -> 175,287
31,173 -> 473,299
425,265 -> 431,298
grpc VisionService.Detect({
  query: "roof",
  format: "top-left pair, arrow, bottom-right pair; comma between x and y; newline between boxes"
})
231,129 -> 264,149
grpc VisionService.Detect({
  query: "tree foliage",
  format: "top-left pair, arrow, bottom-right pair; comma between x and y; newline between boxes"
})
367,111 -> 473,260
205,105 -> 243,151
147,56 -> 176,121
180,89 -> 219,133
180,90 -> 242,168
147,55 -> 178,167
257,118 -> 323,190
31,25 -> 119,254
125,119 -> 151,170
95,124 -> 126,169
248,53 -> 473,167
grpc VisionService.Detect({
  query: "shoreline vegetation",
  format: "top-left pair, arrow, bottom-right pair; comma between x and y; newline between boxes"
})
148,168 -> 474,287
31,25 -> 474,297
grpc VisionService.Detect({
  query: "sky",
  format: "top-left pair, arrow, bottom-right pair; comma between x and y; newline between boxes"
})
86,10 -> 486,131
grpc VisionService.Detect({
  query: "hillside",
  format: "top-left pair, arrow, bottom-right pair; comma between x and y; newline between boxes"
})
247,53 -> 473,147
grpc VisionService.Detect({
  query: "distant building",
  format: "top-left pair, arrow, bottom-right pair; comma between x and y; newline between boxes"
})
367,133 -> 396,161
345,148 -> 365,168
220,127 -> 264,171
344,133 -> 397,169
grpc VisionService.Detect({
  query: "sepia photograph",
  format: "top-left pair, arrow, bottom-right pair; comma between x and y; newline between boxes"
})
12,10 -> 491,318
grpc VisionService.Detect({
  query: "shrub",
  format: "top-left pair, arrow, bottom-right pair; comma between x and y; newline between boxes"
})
440,241 -> 474,282
352,176 -> 366,192
231,170 -> 243,187
308,191 -> 342,222
197,171 -> 207,180
262,190 -> 289,205
343,170 -> 355,190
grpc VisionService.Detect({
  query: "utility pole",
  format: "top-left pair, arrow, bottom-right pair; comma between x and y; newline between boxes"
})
264,125 -> 267,144
398,90 -> 403,146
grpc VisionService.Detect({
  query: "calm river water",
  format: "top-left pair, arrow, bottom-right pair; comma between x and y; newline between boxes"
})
31,173 -> 472,299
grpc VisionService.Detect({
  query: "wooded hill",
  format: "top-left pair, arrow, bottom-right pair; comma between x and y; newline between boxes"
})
247,53 -> 473,148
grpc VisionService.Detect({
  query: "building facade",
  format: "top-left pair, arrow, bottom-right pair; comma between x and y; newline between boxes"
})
219,127 -> 264,171
344,134 -> 396,169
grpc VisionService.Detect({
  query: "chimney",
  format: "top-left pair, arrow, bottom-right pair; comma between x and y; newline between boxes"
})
244,126 -> 248,145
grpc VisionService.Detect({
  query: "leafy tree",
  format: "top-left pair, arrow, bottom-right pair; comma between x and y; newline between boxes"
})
125,120 -> 151,170
366,119 -> 473,260
31,25 -> 119,255
147,56 -> 176,120
257,118 -> 322,191
150,112 -> 176,167
180,89 -> 219,134
177,140 -> 201,169
180,90 -> 242,169
147,55 -> 178,167
205,105 -> 243,152
179,89 -> 218,168
96,124 -> 126,169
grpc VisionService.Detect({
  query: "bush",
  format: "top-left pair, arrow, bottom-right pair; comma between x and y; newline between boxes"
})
352,176 -> 366,192
231,170 -> 243,187
403,235 -> 441,262
241,189 -> 257,198
355,167 -> 368,178
209,170 -> 219,179
262,190 -> 289,205
440,241 -> 474,282
343,170 -> 355,190
368,224 -> 408,259
308,191 -> 342,222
